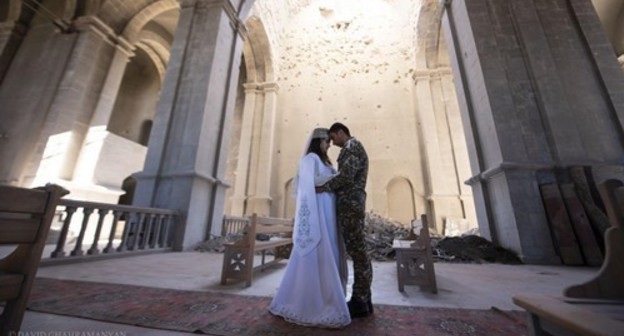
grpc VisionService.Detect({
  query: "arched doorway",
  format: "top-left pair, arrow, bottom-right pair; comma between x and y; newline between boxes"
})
386,177 -> 416,226
225,15 -> 278,217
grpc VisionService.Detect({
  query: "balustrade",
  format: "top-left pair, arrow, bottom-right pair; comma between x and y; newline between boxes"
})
42,199 -> 179,265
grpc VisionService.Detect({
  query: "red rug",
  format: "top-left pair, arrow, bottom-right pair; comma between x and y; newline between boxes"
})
28,278 -> 528,335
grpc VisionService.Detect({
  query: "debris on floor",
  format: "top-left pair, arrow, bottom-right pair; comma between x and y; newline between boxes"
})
195,233 -> 241,253
433,235 -> 523,264
198,212 -> 523,264
362,212 -> 522,264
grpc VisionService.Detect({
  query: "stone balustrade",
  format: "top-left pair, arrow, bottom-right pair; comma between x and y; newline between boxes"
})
40,199 -> 180,265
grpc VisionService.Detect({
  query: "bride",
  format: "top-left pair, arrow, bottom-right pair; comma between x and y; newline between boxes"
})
268,127 -> 351,328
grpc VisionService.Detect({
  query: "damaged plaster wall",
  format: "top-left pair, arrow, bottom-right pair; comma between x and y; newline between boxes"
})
271,0 -> 428,224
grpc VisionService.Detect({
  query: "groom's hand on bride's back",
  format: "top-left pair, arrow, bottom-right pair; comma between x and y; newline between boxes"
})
315,186 -> 326,193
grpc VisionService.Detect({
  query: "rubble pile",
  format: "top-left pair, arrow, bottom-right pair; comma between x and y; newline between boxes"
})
197,212 -> 523,265
364,212 -> 411,261
195,233 -> 241,253
433,235 -> 523,264
361,212 -> 522,264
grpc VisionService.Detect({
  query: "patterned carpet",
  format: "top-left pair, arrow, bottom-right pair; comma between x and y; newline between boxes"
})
28,278 -> 528,335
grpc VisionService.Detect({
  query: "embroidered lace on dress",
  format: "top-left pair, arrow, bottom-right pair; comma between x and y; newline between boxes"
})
270,304 -> 351,328
269,153 -> 351,328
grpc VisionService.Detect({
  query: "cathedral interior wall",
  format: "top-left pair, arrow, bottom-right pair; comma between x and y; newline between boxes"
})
0,0 -> 622,260
270,1 -> 429,225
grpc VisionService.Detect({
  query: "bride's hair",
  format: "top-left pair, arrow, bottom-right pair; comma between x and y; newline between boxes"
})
307,138 -> 332,166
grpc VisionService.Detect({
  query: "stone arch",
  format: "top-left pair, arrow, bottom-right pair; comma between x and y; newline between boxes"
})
412,0 -> 476,234
135,40 -> 168,81
226,15 -> 277,217
386,177 -> 416,226
96,0 -> 157,34
117,1 -> 178,85
121,0 -> 179,45
107,47 -> 162,146
243,15 -> 275,83
103,1 -> 179,145
416,0 -> 444,69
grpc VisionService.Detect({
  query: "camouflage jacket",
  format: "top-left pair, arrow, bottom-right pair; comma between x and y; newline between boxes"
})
325,137 -> 369,214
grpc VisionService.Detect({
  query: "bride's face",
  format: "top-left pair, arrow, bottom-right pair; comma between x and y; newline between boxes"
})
320,137 -> 331,153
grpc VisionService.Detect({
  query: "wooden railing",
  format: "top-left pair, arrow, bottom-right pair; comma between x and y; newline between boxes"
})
221,215 -> 249,236
40,199 -> 180,266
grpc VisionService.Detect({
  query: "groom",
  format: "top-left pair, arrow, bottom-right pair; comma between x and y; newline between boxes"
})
317,122 -> 372,318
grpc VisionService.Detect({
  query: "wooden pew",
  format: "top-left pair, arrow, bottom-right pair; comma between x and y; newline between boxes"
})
513,178 -> 624,335
0,184 -> 68,335
220,213 -> 293,287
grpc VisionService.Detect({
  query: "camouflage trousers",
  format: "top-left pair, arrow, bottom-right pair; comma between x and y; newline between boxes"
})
337,209 -> 372,302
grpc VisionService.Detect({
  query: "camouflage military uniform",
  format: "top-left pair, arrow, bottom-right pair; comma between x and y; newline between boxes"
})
324,137 -> 372,302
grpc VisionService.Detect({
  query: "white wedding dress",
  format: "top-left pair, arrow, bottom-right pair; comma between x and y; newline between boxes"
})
268,153 -> 351,328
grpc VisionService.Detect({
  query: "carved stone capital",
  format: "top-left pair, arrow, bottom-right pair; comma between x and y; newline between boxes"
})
243,82 -> 262,93
413,67 -> 453,83
412,69 -> 429,82
260,82 -> 280,92
244,82 -> 280,93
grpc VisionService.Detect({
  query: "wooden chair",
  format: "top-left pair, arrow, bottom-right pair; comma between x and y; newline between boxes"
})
0,184 -> 68,335
393,214 -> 437,293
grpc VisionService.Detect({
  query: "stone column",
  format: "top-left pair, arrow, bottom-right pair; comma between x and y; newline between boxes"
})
0,22 -> 76,185
414,68 -> 466,233
414,69 -> 443,232
440,69 -> 479,229
246,82 -> 279,216
87,45 -> 134,128
0,16 -> 116,187
229,83 -> 260,216
441,0 -> 624,264
134,0 -> 249,249
72,43 -> 134,195
22,17 -> 119,187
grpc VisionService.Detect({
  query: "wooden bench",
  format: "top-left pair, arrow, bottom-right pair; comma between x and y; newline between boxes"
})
220,213 -> 293,287
393,214 -> 437,293
513,177 -> 624,336
0,184 -> 68,335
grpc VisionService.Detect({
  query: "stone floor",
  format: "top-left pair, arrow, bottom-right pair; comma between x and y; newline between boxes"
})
20,251 -> 597,335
